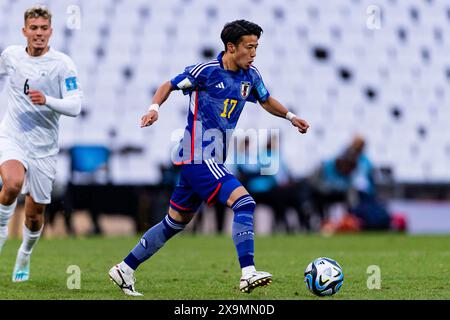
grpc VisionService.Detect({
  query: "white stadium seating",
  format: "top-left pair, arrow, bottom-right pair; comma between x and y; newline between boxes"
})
1,0 -> 450,185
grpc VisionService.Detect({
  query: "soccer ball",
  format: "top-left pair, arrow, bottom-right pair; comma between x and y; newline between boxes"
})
304,257 -> 344,296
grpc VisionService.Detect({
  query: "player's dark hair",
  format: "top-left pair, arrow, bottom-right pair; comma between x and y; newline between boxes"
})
220,20 -> 263,51
24,5 -> 52,25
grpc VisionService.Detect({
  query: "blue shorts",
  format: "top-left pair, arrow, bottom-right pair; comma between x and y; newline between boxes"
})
170,159 -> 242,214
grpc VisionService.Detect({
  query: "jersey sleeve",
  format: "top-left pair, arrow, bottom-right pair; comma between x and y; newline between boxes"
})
248,67 -> 270,103
0,54 -> 6,92
59,56 -> 83,99
0,51 -> 8,76
170,64 -> 207,95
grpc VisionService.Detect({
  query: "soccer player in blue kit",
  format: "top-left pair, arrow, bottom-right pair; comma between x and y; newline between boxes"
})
109,20 -> 310,296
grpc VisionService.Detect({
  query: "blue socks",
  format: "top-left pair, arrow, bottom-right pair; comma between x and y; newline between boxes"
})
231,195 -> 256,269
124,214 -> 187,270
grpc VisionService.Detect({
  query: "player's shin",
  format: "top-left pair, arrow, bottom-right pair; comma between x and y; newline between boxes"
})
0,200 -> 17,253
19,223 -> 44,255
231,195 -> 257,276
121,214 -> 188,271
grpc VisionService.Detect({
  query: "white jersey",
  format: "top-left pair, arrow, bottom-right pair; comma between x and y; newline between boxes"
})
0,45 -> 82,158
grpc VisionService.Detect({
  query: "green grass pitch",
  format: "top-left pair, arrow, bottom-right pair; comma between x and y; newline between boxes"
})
0,233 -> 449,299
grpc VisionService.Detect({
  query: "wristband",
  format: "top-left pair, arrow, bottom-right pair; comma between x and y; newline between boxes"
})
148,103 -> 159,112
286,111 -> 297,121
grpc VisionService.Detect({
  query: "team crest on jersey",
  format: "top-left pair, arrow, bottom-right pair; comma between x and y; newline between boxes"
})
240,81 -> 251,99
39,70 -> 48,77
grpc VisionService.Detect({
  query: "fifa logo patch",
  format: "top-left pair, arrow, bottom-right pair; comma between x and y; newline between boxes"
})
240,81 -> 251,99
140,238 -> 147,249
65,77 -> 78,91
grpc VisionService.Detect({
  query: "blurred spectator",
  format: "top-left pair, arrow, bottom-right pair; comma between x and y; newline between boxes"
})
347,136 -> 392,231
306,144 -> 358,223
304,135 -> 403,233
349,135 -> 376,196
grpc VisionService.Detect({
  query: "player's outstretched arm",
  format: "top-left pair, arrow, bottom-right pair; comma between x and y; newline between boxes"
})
141,81 -> 175,128
259,96 -> 310,134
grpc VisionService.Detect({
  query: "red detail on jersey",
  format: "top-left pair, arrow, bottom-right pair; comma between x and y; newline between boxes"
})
207,182 -> 222,206
170,200 -> 193,212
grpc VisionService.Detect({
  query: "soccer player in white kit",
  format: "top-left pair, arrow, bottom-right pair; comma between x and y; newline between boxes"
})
0,6 -> 82,282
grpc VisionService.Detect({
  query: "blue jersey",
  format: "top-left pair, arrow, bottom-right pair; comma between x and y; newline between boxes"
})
170,52 -> 270,165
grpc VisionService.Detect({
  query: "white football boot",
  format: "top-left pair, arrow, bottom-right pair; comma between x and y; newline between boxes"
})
12,250 -> 31,282
240,271 -> 272,293
108,264 -> 143,296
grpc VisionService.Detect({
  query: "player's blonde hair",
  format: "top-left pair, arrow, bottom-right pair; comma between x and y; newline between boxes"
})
24,5 -> 52,25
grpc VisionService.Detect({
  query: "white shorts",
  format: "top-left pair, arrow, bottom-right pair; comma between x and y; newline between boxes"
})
0,136 -> 57,204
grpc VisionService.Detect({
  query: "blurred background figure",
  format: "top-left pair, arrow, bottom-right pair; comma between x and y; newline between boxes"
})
306,143 -> 358,224
304,135 -> 405,234
347,135 -> 393,231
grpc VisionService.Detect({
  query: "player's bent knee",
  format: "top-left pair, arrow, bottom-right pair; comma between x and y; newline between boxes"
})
2,180 -> 23,199
25,197 -> 46,214
231,194 -> 256,213
24,213 -> 44,231
25,205 -> 45,219
226,186 -> 250,207
168,207 -> 195,224
25,215 -> 42,223
31,205 -> 46,216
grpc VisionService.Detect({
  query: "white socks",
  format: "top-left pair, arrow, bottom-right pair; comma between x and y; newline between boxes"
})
19,224 -> 43,255
0,201 -> 17,251
119,261 -> 134,275
0,200 -> 43,264
242,265 -> 256,277
0,200 -> 17,236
